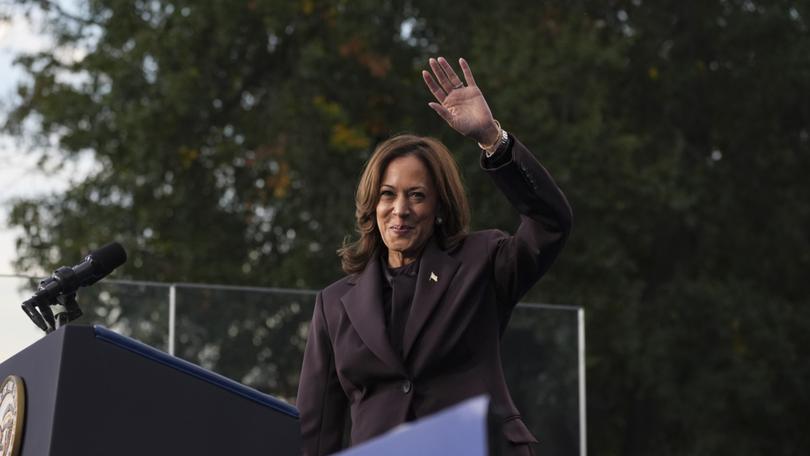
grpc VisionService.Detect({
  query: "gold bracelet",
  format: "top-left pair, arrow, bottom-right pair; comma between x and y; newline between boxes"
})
477,119 -> 502,152
485,128 -> 509,157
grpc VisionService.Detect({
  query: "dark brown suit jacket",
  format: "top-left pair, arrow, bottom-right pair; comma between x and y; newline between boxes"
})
297,137 -> 573,455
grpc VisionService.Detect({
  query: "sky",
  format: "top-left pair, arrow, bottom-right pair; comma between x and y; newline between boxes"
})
0,7 -> 75,361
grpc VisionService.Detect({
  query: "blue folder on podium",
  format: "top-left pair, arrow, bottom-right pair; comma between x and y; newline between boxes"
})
336,395 -> 501,456
0,325 -> 300,455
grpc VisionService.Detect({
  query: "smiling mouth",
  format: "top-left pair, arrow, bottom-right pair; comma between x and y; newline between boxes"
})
390,225 -> 414,234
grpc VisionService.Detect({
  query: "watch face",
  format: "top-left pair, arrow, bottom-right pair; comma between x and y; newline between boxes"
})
0,376 -> 25,456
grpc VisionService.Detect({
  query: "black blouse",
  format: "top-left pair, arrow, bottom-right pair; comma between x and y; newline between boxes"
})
380,258 -> 419,359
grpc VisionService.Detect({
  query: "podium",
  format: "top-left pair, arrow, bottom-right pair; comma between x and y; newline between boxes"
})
0,325 -> 300,455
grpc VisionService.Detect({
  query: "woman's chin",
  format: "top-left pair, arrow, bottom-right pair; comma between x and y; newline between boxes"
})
384,242 -> 423,260
386,243 -> 412,256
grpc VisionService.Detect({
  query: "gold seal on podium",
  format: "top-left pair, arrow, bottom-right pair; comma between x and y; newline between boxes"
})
0,376 -> 25,456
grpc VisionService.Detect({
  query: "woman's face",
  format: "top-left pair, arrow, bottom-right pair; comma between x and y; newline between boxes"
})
376,154 -> 438,267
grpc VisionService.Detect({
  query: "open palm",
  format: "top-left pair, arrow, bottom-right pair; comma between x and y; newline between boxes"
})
422,57 -> 498,145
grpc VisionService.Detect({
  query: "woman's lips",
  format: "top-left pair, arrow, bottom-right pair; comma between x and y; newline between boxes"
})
390,225 -> 413,235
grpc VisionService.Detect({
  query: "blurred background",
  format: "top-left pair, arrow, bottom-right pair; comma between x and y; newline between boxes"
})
1,1 -> 808,455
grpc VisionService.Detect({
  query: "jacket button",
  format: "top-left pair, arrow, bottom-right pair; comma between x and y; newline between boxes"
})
401,380 -> 412,394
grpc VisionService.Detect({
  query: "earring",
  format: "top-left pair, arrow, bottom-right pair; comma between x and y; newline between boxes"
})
436,216 -> 444,225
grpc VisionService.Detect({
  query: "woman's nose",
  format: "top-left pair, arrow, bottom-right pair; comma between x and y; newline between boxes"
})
392,196 -> 410,217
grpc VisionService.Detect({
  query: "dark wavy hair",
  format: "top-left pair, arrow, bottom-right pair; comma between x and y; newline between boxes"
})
338,134 -> 470,275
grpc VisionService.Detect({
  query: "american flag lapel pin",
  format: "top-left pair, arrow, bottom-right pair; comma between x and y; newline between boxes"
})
429,272 -> 438,283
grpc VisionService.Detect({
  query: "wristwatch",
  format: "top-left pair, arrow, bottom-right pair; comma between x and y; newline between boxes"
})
484,128 -> 509,157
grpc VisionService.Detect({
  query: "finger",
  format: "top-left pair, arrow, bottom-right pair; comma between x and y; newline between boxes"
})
422,70 -> 447,103
428,102 -> 453,124
429,57 -> 455,94
459,58 -> 477,87
438,56 -> 465,89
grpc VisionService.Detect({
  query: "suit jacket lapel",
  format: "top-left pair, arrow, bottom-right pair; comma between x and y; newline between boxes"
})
340,255 -> 406,374
402,239 -> 461,360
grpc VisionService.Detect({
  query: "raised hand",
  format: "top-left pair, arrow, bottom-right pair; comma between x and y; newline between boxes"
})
422,57 -> 499,146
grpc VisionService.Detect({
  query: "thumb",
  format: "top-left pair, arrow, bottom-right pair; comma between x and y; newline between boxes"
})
428,102 -> 453,124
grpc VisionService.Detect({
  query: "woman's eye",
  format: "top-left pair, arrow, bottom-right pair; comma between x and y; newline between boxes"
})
409,192 -> 425,200
380,190 -> 394,197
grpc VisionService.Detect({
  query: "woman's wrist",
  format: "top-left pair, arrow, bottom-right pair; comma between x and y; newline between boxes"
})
477,119 -> 507,155
484,128 -> 509,157
477,119 -> 501,147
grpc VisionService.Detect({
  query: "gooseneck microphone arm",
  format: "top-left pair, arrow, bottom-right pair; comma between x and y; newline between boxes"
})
21,242 -> 127,333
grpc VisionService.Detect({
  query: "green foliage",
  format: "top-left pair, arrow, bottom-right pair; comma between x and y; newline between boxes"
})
3,0 -> 809,454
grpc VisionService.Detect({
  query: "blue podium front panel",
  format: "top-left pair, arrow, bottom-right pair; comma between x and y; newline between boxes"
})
0,325 -> 301,456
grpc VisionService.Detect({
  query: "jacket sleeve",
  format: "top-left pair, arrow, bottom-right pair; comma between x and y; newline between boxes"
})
296,292 -> 348,455
481,135 -> 573,328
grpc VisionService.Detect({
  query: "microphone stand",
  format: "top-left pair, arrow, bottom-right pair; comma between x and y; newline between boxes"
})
21,280 -> 84,334
53,292 -> 83,331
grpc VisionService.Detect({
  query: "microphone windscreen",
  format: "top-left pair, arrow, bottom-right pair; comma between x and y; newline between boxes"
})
90,242 -> 128,274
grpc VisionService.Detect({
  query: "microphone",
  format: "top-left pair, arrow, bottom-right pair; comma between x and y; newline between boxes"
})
21,242 -> 127,332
